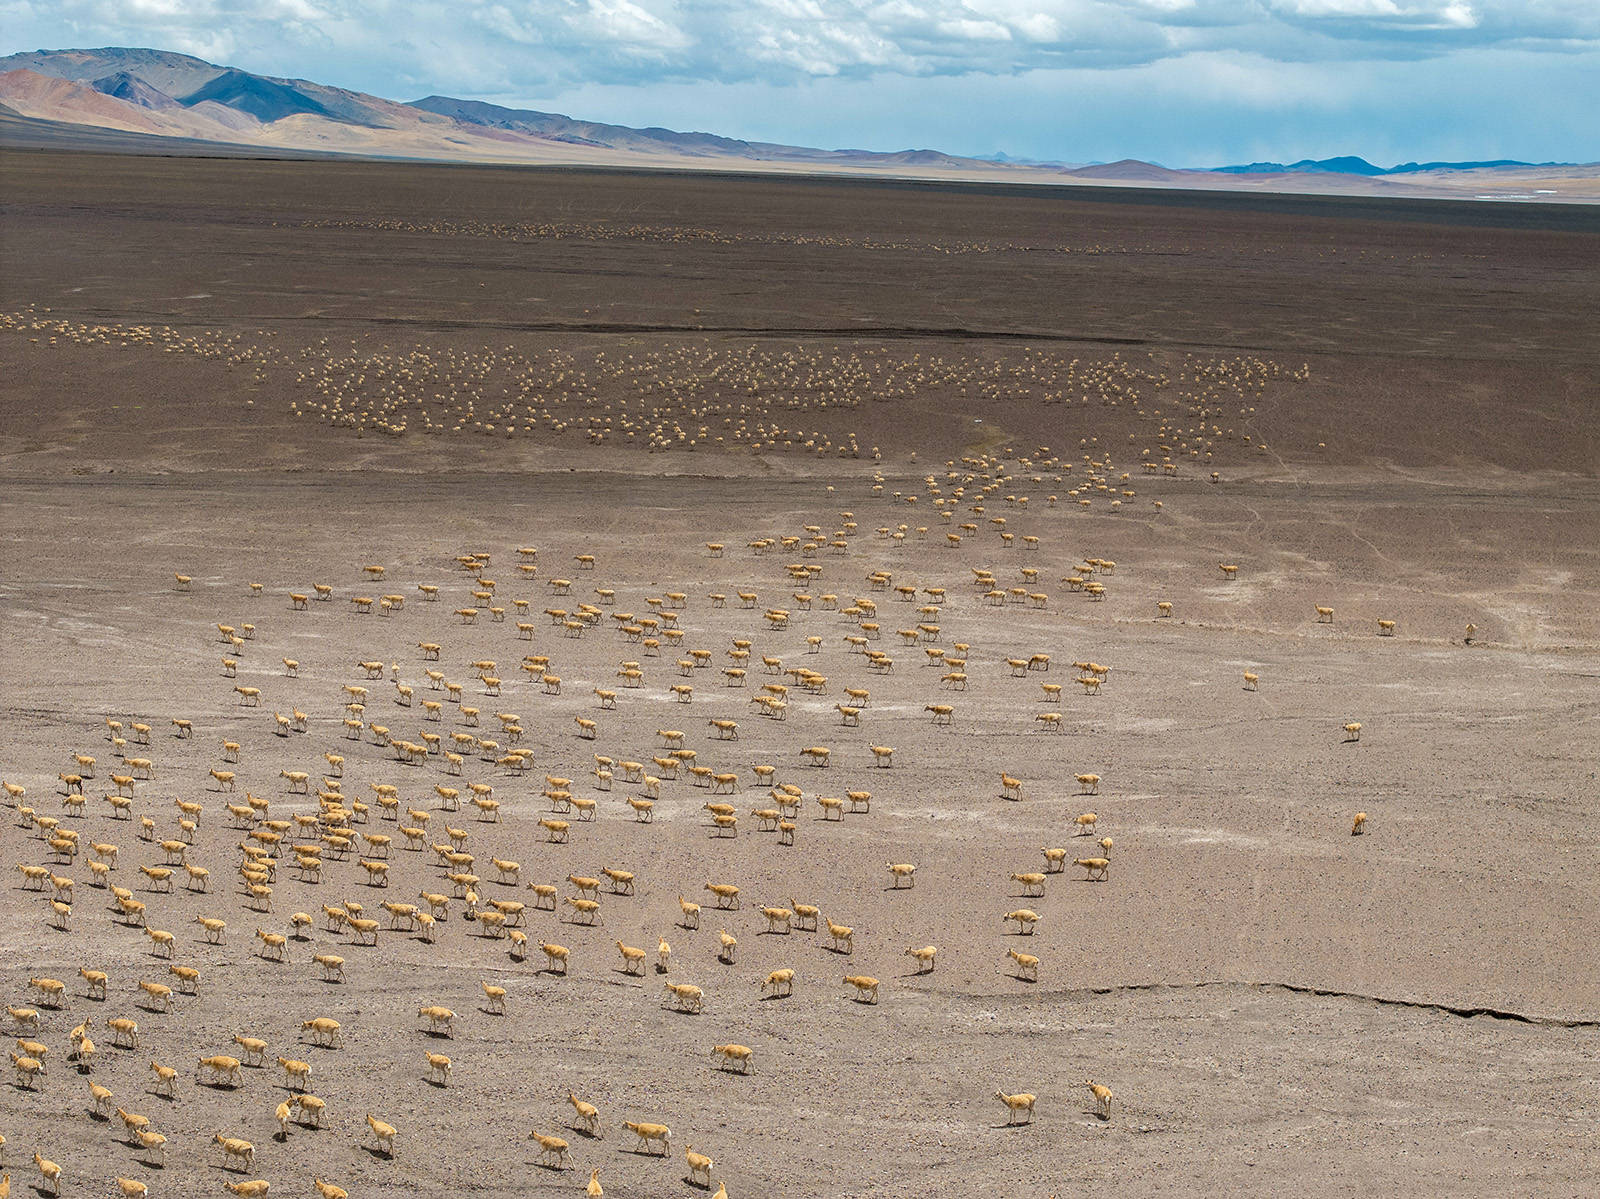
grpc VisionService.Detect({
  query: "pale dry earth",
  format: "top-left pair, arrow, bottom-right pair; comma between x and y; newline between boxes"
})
0,152 -> 1597,1198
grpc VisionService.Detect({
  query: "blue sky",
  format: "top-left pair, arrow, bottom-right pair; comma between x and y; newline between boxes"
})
4,1 -> 1597,166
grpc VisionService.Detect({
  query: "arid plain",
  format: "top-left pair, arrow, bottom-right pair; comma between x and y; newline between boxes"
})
1,151 -> 1598,1197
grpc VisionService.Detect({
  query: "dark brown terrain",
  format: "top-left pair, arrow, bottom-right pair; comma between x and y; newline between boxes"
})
0,150 -> 1597,1198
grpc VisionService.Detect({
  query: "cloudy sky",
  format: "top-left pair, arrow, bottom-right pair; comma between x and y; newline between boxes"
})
4,1 -> 1597,165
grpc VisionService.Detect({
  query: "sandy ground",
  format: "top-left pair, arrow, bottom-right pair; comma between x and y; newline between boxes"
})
0,152 -> 1597,1198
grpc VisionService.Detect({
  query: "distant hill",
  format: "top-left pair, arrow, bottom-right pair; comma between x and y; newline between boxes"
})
1216,156 -> 1387,176
1387,159 -> 1566,174
178,68 -> 335,123
90,70 -> 179,110
0,47 -> 224,98
1,47 -> 1594,202
0,97 -> 347,158
410,95 -> 758,157
1214,155 -> 1572,176
411,94 -> 968,167
0,68 -> 184,137
1064,159 -> 1190,183
0,48 -> 992,173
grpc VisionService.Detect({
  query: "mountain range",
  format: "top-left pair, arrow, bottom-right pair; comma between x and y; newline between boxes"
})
2,47 -> 1595,202
1211,155 -> 1566,176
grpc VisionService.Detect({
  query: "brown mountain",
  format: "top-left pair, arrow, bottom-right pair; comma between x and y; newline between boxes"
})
2,47 -> 1595,201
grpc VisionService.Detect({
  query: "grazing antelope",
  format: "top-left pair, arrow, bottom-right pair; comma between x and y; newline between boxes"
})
79,967 -> 109,999
366,1112 -> 396,1155
662,982 -> 703,1013
1006,909 -> 1039,935
277,1056 -> 311,1089
1076,857 -> 1110,881
1085,1078 -> 1114,1118
622,1120 -> 672,1154
825,917 -> 854,954
530,1130 -> 571,1167
302,1017 -> 340,1048
1012,872 -> 1046,897
34,1151 -> 62,1194
256,928 -> 288,961
418,1005 -> 456,1036
843,974 -> 880,1003
602,867 -> 635,894
686,1145 -> 717,1185
996,1089 -> 1036,1124
198,1055 -> 243,1087
12,1052 -> 43,1089
213,1133 -> 255,1171
1007,947 -> 1040,981
704,882 -> 740,909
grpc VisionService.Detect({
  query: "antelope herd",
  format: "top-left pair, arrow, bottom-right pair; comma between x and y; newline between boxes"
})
0,380 -> 1474,1195
4,306 -> 1311,470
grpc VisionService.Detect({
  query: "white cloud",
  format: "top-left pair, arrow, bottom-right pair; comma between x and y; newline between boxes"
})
10,1 -> 1599,91
1270,0 -> 1483,32
521,41 -> 1599,165
2,0 -> 1596,164
478,5 -> 548,46
935,18 -> 1012,42
117,0 -> 216,19
1011,13 -> 1062,40
577,0 -> 691,53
